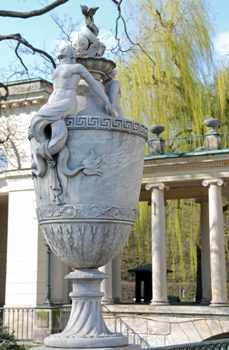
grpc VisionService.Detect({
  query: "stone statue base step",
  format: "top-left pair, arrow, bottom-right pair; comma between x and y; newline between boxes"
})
30,345 -> 141,350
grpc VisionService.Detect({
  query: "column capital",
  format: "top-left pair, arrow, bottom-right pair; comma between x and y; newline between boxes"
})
202,179 -> 227,187
195,196 -> 208,204
145,183 -> 170,191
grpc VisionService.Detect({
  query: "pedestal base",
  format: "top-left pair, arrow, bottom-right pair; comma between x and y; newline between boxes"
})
101,298 -> 115,305
210,302 -> 229,307
150,300 -> 169,306
36,269 -> 128,350
30,345 -> 141,350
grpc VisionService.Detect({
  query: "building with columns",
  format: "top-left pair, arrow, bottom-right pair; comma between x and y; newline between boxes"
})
141,151 -> 229,306
101,144 -> 229,307
101,136 -> 229,347
1,79 -> 229,345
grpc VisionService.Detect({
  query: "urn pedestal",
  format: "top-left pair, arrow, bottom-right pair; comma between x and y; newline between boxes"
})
30,113 -> 147,350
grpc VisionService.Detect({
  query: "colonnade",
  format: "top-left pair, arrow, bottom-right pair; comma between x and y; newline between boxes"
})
102,178 -> 228,306
145,178 -> 228,306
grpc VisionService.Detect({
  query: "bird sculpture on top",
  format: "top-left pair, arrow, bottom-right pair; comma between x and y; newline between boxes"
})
72,5 -> 106,57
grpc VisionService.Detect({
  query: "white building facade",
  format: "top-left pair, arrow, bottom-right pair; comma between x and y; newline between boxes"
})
0,79 -> 70,307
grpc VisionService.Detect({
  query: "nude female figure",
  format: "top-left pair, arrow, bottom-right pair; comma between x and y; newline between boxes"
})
30,45 -> 115,175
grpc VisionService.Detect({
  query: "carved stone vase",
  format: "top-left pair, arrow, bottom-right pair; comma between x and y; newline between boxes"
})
30,57 -> 147,350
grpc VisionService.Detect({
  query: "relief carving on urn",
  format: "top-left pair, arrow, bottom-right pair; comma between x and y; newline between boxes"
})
29,5 -> 147,350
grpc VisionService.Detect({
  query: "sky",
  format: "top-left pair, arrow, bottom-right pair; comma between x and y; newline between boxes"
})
0,0 -> 120,81
1,0 -> 229,81
210,1 -> 229,55
0,1 -> 120,66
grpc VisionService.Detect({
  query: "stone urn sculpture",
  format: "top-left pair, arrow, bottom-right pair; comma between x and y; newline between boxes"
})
203,117 -> 221,133
29,6 -> 147,350
148,125 -> 165,155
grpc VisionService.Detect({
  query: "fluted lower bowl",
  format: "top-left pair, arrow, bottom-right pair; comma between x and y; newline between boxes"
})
37,204 -> 137,268
41,222 -> 132,268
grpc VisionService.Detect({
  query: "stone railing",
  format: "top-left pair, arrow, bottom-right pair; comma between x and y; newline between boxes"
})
0,307 -> 34,341
147,118 -> 229,156
0,306 -> 152,347
148,132 -> 229,156
153,338 -> 229,349
1,306 -> 229,349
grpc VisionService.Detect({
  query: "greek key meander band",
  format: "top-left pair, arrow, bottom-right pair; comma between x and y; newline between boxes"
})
65,116 -> 148,140
37,204 -> 138,223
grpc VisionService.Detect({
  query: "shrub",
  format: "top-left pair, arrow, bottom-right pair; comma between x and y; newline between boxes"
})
0,321 -> 25,350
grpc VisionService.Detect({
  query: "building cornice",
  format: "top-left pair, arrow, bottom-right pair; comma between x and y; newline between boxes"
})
0,168 -> 31,179
144,153 -> 229,174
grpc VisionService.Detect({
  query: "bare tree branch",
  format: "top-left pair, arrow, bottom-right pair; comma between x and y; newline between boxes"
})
9,138 -> 22,169
50,12 -> 81,44
0,0 -> 69,19
15,41 -> 28,71
0,33 -> 57,69
0,130 -> 11,144
110,0 -> 121,7
111,0 -> 156,67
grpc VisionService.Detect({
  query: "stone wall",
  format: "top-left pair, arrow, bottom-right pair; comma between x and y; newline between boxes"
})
102,304 -> 229,348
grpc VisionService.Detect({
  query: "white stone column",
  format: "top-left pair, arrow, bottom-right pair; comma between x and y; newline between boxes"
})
195,197 -> 211,304
202,179 -> 228,306
112,253 -> 122,302
99,261 -> 114,304
50,252 -> 70,304
5,190 -> 46,307
146,183 -> 169,305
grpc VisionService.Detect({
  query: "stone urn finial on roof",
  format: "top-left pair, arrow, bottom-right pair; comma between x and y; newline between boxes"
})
203,117 -> 221,133
148,125 -> 165,155
149,124 -> 165,138
203,117 -> 222,150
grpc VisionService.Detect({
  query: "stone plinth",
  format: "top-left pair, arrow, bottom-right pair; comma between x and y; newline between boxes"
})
148,137 -> 164,155
205,132 -> 221,150
33,308 -> 62,344
31,346 -> 140,350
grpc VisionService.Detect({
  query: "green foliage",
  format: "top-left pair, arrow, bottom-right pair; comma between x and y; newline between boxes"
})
118,0 -> 229,300
117,0 -> 217,136
0,321 -> 25,350
213,67 -> 229,127
121,202 -> 151,281
166,199 -> 200,282
121,200 -> 200,287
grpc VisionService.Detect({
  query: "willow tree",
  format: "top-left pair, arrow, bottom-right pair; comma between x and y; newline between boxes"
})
117,0 -> 215,136
118,0 -> 219,298
212,66 -> 229,126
